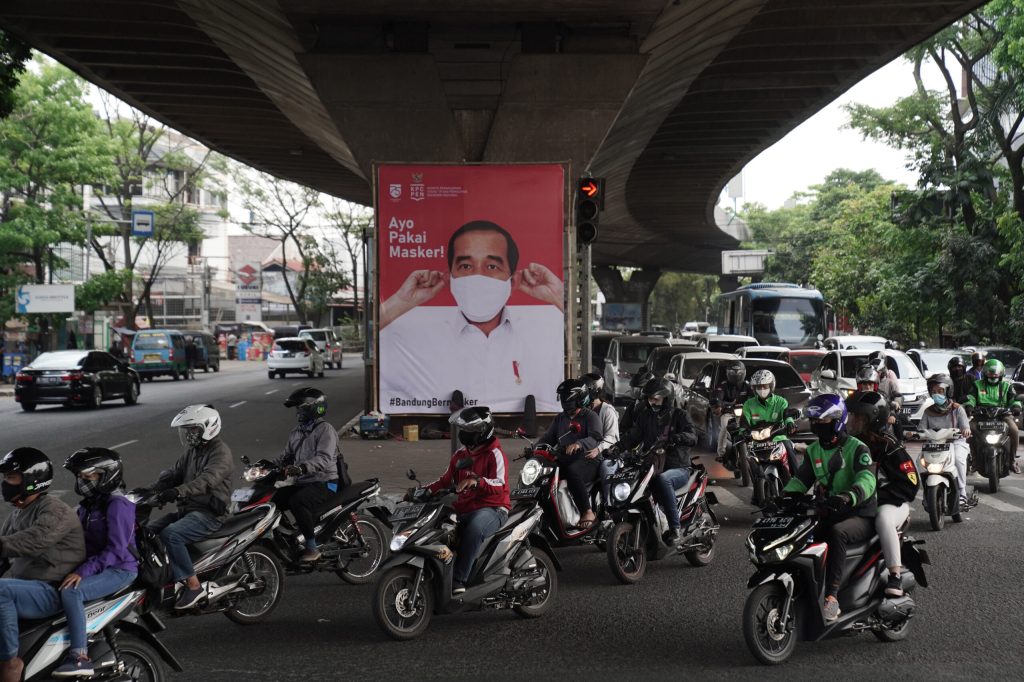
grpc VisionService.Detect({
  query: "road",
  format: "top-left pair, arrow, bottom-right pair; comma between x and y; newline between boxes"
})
2,363 -> 1024,679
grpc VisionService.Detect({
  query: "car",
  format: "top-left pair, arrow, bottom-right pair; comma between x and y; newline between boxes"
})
590,330 -> 620,374
787,348 -> 827,384
129,329 -> 189,381
1010,362 -> 1024,399
737,345 -> 790,362
14,351 -> 140,412
182,330 -> 221,372
695,333 -> 758,354
602,335 -> 670,404
811,349 -> 928,422
299,328 -> 343,369
960,345 -> 1024,374
822,335 -> 890,350
641,345 -> 694,379
679,357 -> 811,443
681,321 -> 710,335
267,337 -> 325,379
906,347 -> 970,378
665,351 -> 738,401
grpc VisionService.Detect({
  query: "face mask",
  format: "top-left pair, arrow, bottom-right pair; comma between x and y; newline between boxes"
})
450,274 -> 511,323
297,404 -> 319,425
811,422 -> 838,447
931,393 -> 947,406
755,388 -> 770,400
458,431 -> 483,448
179,427 -> 204,448
986,376 -> 1000,385
2,481 -> 21,503
75,477 -> 101,498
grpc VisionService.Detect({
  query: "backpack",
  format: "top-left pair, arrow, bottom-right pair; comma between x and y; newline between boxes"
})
336,438 -> 352,490
131,524 -> 174,592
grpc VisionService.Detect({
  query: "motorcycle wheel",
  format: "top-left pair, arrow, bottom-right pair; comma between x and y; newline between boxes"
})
740,459 -> 751,487
989,454 -> 1000,493
335,515 -> 390,584
684,509 -> 716,567
223,543 -> 285,625
513,550 -> 558,618
753,479 -> 766,507
926,486 -> 945,531
373,566 -> 433,641
607,520 -> 647,584
743,582 -> 797,665
114,631 -> 169,682
872,617 -> 912,642
766,477 -> 782,502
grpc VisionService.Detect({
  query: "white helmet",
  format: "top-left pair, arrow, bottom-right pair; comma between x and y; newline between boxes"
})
750,369 -> 776,399
171,404 -> 222,448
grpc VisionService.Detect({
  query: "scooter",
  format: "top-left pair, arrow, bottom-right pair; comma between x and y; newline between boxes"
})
738,419 -> 795,505
233,456 -> 391,584
908,427 -> 963,530
720,404 -> 751,486
604,444 -> 719,584
15,587 -> 181,681
742,495 -> 929,665
970,406 -> 1014,493
371,465 -> 558,640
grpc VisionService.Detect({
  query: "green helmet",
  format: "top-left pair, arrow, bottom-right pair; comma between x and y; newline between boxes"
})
983,358 -> 1005,385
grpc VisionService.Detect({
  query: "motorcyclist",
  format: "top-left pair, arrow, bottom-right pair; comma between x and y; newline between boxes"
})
845,392 -> 918,599
266,387 -> 344,563
855,365 -> 902,432
714,361 -> 751,477
741,369 -> 797,504
781,394 -> 877,623
136,404 -> 235,610
967,350 -> 988,382
0,448 -> 86,682
609,378 -> 698,546
620,370 -> 655,433
538,379 -> 602,529
948,356 -> 973,404
582,373 -> 621,508
421,407 -> 510,595
963,358 -> 1022,473
919,374 -> 973,510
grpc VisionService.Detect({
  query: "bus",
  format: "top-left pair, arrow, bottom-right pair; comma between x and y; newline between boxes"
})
714,283 -> 826,349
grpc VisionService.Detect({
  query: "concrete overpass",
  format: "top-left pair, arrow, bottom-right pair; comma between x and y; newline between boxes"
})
0,0 -> 984,276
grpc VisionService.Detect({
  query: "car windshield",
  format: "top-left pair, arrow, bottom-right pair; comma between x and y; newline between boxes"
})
746,349 -> 787,360
790,354 -> 823,374
918,351 -> 969,374
682,358 -> 712,380
301,331 -> 327,342
648,350 -> 679,372
709,340 -> 750,354
751,296 -> 824,347
134,333 -> 170,350
619,343 -> 662,363
275,340 -> 308,353
986,349 -> 1024,368
28,352 -> 87,369
742,361 -> 804,389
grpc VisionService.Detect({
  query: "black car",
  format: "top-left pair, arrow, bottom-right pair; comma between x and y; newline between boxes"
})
14,350 -> 140,412
679,358 -> 811,443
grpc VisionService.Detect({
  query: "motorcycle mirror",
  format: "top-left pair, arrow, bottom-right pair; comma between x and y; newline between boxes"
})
406,468 -> 417,481
456,457 -> 474,470
515,426 -> 527,437
784,408 -> 801,419
569,421 -> 582,434
240,455 -> 251,466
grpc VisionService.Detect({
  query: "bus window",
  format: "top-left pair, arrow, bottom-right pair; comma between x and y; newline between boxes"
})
751,297 -> 823,348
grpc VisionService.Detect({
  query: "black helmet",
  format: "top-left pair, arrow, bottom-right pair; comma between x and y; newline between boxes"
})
450,406 -> 495,449
845,391 -> 890,434
556,379 -> 591,413
971,350 -> 987,367
581,372 -> 605,400
629,370 -> 655,389
284,387 -> 327,424
64,447 -> 125,498
926,373 -> 954,412
947,356 -> 966,374
725,361 -> 746,386
0,447 -> 54,503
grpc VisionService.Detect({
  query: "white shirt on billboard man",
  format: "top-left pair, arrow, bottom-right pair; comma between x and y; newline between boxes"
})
379,220 -> 565,413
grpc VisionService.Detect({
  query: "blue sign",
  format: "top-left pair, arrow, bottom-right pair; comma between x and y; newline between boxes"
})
131,210 -> 155,237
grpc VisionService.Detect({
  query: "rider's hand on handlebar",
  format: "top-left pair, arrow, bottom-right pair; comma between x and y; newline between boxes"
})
403,487 -> 417,502
283,464 -> 303,477
128,487 -> 150,498
827,493 -> 852,513
456,477 -> 479,493
157,488 -> 179,503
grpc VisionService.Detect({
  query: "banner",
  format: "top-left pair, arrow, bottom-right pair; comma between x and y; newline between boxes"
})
15,284 -> 75,314
377,164 -> 566,414
234,262 -> 262,323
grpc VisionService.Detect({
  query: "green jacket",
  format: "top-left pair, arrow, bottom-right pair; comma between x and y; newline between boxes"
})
964,379 -> 1022,410
784,434 -> 877,517
742,393 -> 793,442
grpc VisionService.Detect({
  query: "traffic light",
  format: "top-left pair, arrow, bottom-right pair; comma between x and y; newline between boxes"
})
575,177 -> 604,245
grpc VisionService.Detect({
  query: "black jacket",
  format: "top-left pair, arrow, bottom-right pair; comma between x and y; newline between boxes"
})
866,433 -> 919,506
540,409 -> 602,465
711,380 -> 750,408
153,437 -> 235,519
616,407 -> 696,472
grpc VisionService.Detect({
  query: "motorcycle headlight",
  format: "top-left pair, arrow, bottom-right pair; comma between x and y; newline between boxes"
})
243,467 -> 268,482
390,529 -> 414,552
771,544 -> 794,562
985,433 -> 1002,444
612,482 -> 631,502
520,459 -> 542,486
733,407 -> 744,417
926,463 -> 944,474
752,428 -> 770,441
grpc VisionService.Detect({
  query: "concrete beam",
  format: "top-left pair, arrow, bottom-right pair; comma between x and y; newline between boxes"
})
593,265 -> 662,329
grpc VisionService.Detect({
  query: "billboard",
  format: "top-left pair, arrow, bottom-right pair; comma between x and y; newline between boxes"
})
602,303 -> 642,331
234,262 -> 262,322
377,164 -> 566,414
15,284 -> 75,314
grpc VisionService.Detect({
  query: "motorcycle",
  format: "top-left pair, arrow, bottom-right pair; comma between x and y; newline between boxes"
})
737,416 -> 797,506
371,465 -> 559,640
970,406 -> 1014,493
604,445 -> 719,584
720,404 -> 751,487
908,427 -> 963,530
233,456 -> 391,584
129,492 -> 284,625
742,495 -> 929,665
16,587 -> 181,681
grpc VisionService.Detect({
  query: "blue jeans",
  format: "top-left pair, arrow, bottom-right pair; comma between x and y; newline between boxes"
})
653,468 -> 690,530
61,568 -> 137,656
149,511 -> 223,582
0,578 -> 62,660
455,507 -> 507,585
599,459 -> 619,506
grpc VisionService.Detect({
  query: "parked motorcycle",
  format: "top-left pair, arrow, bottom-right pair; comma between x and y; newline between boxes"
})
129,492 -> 284,625
908,427 -> 962,530
234,456 -> 391,584
371,465 -> 558,640
742,495 -> 929,665
970,406 -> 1014,493
16,587 -> 181,681
604,444 -> 719,584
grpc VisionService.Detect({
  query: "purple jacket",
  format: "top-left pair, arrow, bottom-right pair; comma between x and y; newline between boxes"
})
75,494 -> 138,578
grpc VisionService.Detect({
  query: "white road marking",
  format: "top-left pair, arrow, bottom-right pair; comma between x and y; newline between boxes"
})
975,496 -> 1024,513
265,389 -> 278,395
109,440 -> 138,450
999,487 -> 1024,499
229,401 -> 247,408
710,485 -> 746,508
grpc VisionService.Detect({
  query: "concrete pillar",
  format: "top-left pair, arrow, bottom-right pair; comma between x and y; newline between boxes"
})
592,266 -> 662,330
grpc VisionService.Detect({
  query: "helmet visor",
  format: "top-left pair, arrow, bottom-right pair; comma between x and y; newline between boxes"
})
178,425 -> 204,448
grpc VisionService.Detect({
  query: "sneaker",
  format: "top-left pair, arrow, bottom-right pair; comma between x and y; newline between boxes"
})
452,581 -> 466,596
885,573 -> 904,597
823,597 -> 841,622
52,653 -> 94,678
1013,460 -> 1022,475
300,548 -> 322,562
174,585 -> 207,610
662,528 -> 679,547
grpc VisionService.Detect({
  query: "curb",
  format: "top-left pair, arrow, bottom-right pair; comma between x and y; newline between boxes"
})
337,411 -> 362,437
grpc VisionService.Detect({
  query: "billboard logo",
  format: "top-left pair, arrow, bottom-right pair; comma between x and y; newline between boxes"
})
389,183 -> 402,200
410,172 -> 425,202
238,264 -> 258,286
15,286 -> 30,313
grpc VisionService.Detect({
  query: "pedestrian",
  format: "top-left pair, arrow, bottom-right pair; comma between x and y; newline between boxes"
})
226,333 -> 237,361
66,330 -> 77,350
184,336 -> 198,379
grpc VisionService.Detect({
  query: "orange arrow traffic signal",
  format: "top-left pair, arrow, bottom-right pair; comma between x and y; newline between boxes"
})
580,180 -> 599,198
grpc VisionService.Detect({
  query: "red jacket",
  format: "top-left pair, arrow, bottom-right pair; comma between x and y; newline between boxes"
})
426,437 -> 510,515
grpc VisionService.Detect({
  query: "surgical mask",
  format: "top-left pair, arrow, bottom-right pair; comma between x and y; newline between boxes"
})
2,481 -> 21,503
450,274 -> 511,323
755,388 -> 771,400
931,393 -> 947,406
811,422 -> 838,447
75,477 -> 101,498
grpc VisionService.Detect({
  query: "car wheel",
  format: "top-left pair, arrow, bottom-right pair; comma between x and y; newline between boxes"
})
268,371 -> 276,380
124,381 -> 139,405
213,362 -> 220,372
21,402 -> 36,412
90,385 -> 103,409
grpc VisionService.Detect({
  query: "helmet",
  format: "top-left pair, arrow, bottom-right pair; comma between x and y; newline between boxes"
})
725,361 -> 746,386
749,369 -> 776,398
947,356 -> 966,374
629,370 -> 655,390
926,373 -> 954,412
806,393 -> 848,441
449,406 -> 495,449
556,379 -> 591,413
641,378 -> 674,417
0,447 -> 54,503
170,404 -> 222,448
581,372 -> 605,399
971,350 -> 987,367
64,447 -> 124,498
983,358 -> 1005,385
284,387 -> 327,424
867,350 -> 887,372
855,365 -> 880,386
845,391 -> 889,434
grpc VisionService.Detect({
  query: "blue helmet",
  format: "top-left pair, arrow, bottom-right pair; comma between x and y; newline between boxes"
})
806,393 -> 847,435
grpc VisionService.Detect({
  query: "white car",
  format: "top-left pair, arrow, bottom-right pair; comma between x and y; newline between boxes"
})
267,337 -> 325,379
823,335 -> 890,351
299,328 -> 343,369
811,348 -> 928,422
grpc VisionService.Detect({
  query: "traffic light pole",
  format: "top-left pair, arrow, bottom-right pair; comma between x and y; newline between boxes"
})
577,243 -> 592,376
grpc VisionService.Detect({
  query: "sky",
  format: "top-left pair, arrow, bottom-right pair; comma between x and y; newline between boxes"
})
726,54 -> 952,209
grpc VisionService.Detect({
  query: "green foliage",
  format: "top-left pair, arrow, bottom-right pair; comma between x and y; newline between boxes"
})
0,30 -> 30,119
76,269 -> 133,313
649,273 -> 719,329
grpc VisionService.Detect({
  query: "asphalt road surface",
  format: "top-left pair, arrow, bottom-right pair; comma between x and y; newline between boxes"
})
2,364 -> 1023,679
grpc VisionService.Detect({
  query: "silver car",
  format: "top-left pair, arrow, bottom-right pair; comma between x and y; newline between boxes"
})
602,335 -> 670,404
299,328 -> 343,369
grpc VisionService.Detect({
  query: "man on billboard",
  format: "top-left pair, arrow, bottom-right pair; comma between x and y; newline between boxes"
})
379,220 -> 564,413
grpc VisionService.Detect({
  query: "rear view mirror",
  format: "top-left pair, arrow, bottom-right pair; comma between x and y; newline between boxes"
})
406,468 -> 417,481
515,426 -> 527,437
819,369 -> 836,381
241,456 -> 251,466
664,373 -> 677,382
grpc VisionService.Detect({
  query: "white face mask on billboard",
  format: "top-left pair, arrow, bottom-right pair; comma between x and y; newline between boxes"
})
450,274 -> 511,322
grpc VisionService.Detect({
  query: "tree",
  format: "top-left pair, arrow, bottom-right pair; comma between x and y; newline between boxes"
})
649,273 -> 720,329
324,198 -> 372,328
0,30 -> 31,119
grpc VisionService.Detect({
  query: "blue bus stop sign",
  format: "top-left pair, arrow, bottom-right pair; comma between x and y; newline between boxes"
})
131,210 -> 155,236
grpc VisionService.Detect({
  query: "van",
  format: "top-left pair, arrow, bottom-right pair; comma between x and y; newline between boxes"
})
183,330 -> 221,372
130,330 -> 188,381
299,328 -> 342,369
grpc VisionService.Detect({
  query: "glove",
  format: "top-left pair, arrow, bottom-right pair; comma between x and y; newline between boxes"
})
1013,407 -> 1021,417
403,487 -> 416,502
827,493 -> 852,513
157,488 -> 180,503
670,432 -> 697,447
606,444 -> 622,458
787,424 -> 798,436
283,465 -> 303,477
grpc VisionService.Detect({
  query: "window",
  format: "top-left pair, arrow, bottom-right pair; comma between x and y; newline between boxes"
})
607,341 -> 618,363
887,353 -> 923,380
790,353 -> 824,375
275,340 -> 308,353
619,343 -> 662,363
682,358 -> 712,381
751,296 -> 824,347
822,353 -> 838,373
134,334 -> 170,350
29,352 -> 87,369
742,361 -> 804,390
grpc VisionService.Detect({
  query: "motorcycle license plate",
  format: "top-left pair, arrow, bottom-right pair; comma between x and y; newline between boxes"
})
900,407 -> 914,415
391,504 -> 424,522
978,420 -> 1002,429
753,516 -> 794,530
231,487 -> 254,502
922,443 -> 949,452
511,487 -> 540,499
